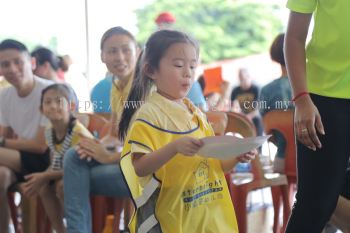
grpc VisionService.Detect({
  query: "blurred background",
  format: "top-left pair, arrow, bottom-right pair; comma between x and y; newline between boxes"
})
0,0 -> 288,91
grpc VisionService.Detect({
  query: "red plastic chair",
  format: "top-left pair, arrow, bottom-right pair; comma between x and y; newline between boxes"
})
263,110 -> 297,229
206,111 -> 228,136
9,191 -> 48,233
225,112 -> 290,233
8,192 -> 21,233
7,129 -> 47,233
263,110 -> 297,192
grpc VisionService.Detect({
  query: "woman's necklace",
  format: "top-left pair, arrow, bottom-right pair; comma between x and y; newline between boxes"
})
45,125 -> 74,170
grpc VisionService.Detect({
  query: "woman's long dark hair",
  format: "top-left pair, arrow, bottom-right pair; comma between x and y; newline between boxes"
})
118,30 -> 199,141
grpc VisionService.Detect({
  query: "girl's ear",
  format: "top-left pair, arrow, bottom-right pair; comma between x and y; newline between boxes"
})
144,63 -> 155,80
39,106 -> 44,114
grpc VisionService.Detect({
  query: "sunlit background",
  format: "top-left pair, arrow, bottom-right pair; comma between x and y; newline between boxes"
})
0,0 -> 289,95
1,2 -> 308,232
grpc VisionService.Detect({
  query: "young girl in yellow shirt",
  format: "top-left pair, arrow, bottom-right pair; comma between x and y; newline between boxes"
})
118,30 -> 256,233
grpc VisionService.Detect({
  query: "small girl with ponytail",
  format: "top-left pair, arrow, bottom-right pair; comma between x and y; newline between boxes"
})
119,30 -> 256,233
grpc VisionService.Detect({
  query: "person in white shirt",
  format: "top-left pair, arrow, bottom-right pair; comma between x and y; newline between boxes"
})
0,39 -> 53,233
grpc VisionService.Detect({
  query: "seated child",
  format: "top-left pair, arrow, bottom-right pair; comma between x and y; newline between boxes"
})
22,84 -> 92,233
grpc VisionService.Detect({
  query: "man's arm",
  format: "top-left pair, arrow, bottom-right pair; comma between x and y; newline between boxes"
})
4,126 -> 47,154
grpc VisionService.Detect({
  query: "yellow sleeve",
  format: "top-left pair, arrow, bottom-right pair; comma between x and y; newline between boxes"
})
127,120 -> 156,155
287,0 -> 316,13
71,121 -> 94,146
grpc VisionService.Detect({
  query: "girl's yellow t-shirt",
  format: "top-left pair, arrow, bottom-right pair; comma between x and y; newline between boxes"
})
121,92 -> 238,233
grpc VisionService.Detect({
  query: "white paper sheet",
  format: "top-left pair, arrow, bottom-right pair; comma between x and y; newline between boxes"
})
197,135 -> 271,160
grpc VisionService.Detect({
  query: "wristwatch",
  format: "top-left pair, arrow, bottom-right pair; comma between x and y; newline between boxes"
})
0,136 -> 5,147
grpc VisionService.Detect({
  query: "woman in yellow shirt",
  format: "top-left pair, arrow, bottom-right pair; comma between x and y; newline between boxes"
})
63,27 -> 136,233
118,30 -> 256,233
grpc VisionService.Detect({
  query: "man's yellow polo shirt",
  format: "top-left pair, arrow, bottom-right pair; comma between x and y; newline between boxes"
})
287,0 -> 350,99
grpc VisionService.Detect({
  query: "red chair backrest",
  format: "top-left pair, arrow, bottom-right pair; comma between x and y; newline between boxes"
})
206,111 -> 228,136
263,110 -> 296,178
225,112 -> 257,137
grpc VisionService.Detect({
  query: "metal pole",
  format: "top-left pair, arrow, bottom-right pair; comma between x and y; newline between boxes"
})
84,0 -> 90,84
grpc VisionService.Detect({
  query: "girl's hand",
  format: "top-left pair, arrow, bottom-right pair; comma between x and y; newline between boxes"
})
294,96 -> 325,151
78,137 -> 113,164
174,136 -> 203,156
237,149 -> 257,163
22,173 -> 47,197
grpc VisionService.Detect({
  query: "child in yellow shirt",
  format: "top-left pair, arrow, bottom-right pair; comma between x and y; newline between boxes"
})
118,30 -> 256,233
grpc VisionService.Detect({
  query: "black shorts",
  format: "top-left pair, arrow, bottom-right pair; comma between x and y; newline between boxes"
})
341,167 -> 350,200
15,149 -> 50,182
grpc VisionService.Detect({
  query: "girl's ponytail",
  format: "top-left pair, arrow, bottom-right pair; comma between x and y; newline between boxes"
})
118,50 -> 152,141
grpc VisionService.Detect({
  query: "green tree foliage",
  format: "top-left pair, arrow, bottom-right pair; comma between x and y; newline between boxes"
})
135,0 -> 283,63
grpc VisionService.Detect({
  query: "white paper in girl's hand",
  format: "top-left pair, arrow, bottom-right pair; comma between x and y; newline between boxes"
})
197,135 -> 271,160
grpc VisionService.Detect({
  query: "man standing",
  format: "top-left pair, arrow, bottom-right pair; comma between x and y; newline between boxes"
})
0,39 -> 52,233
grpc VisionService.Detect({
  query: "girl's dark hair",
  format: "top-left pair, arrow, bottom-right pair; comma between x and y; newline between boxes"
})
118,30 -> 199,141
40,83 -> 73,108
100,26 -> 136,50
270,33 -> 285,66
31,47 -> 60,71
